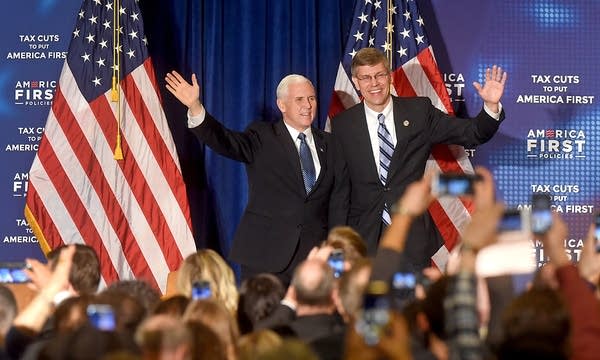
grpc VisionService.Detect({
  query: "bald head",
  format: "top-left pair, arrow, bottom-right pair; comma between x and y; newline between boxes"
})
291,259 -> 335,307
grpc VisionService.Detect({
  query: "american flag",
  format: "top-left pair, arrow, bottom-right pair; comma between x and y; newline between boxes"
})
24,0 -> 196,292
327,0 -> 474,269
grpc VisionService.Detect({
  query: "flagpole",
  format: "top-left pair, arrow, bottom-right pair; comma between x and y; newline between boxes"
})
386,0 -> 394,68
112,0 -> 123,160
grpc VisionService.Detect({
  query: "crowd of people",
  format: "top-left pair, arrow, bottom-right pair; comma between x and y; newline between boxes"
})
1,166 -> 600,360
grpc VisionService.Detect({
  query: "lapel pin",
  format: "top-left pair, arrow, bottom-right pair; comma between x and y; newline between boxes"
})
403,120 -> 410,127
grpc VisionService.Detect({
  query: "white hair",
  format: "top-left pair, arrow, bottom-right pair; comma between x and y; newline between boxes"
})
276,74 -> 314,99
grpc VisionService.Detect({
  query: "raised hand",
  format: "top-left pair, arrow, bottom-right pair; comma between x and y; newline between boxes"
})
472,65 -> 507,113
165,71 -> 203,115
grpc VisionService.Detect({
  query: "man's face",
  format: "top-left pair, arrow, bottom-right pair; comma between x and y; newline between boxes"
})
352,62 -> 392,112
277,81 -> 317,132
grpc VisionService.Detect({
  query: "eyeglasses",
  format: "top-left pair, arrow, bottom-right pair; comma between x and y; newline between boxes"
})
355,72 -> 390,83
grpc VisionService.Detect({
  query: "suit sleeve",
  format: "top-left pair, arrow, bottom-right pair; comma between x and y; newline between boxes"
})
189,112 -> 259,163
425,98 -> 505,148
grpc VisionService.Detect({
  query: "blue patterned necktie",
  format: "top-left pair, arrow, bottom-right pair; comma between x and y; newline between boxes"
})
298,133 -> 316,194
378,113 -> 394,225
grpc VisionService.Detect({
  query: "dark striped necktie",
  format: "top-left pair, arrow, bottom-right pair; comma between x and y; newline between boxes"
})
298,133 -> 316,194
378,113 -> 394,225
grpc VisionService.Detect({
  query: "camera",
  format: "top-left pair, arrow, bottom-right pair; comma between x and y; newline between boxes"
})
87,304 -> 116,331
355,280 -> 390,346
432,172 -> 481,197
327,249 -> 345,278
0,262 -> 30,283
531,193 -> 552,235
191,280 -> 212,300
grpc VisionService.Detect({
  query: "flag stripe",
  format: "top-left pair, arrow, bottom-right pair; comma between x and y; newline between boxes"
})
118,73 -> 189,269
26,0 -> 195,292
35,101 -> 122,282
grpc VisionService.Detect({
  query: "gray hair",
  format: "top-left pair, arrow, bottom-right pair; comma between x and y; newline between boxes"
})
276,74 -> 314,99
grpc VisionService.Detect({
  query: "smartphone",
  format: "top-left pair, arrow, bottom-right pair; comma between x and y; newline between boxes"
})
87,304 -> 116,331
0,262 -> 30,283
432,173 -> 481,197
594,213 -> 600,253
390,272 -> 416,311
191,280 -> 212,300
327,249 -> 345,278
498,208 -> 529,233
355,281 -> 390,346
531,193 -> 552,235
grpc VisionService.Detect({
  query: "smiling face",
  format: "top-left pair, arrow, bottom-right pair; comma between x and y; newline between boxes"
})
352,62 -> 392,113
277,79 -> 317,132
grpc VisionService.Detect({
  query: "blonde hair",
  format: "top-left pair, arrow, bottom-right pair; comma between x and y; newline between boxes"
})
176,249 -> 239,314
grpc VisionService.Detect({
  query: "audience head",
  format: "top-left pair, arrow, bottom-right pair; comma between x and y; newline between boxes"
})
152,295 -> 190,318
183,298 -> 240,360
186,320 -> 228,360
52,294 -> 94,334
177,249 -> 238,314
324,226 -> 368,266
237,273 -> 285,334
40,324 -> 139,359
94,290 -> 147,335
47,243 -> 100,295
255,338 -> 318,360
238,329 -> 283,360
103,279 -> 161,316
497,287 -> 570,360
291,258 -> 336,308
135,314 -> 191,360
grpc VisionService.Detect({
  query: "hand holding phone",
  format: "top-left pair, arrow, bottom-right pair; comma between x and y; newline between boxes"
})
531,193 -> 552,235
355,281 -> 390,346
0,262 -> 31,283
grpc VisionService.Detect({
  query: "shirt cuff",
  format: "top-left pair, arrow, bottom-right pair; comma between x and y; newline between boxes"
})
187,105 -> 206,128
280,299 -> 297,312
483,102 -> 502,120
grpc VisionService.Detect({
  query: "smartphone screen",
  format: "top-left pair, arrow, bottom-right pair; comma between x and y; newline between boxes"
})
0,262 -> 30,283
191,280 -> 212,300
433,173 -> 480,197
531,193 -> 552,235
327,249 -> 345,278
390,272 -> 416,310
87,304 -> 116,331
498,209 -> 524,233
355,281 -> 390,346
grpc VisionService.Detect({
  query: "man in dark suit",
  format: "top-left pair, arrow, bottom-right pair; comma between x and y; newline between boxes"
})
331,48 -> 507,270
165,71 -> 346,284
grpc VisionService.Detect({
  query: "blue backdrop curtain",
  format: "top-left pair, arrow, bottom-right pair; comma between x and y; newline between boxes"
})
138,0 -> 354,264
